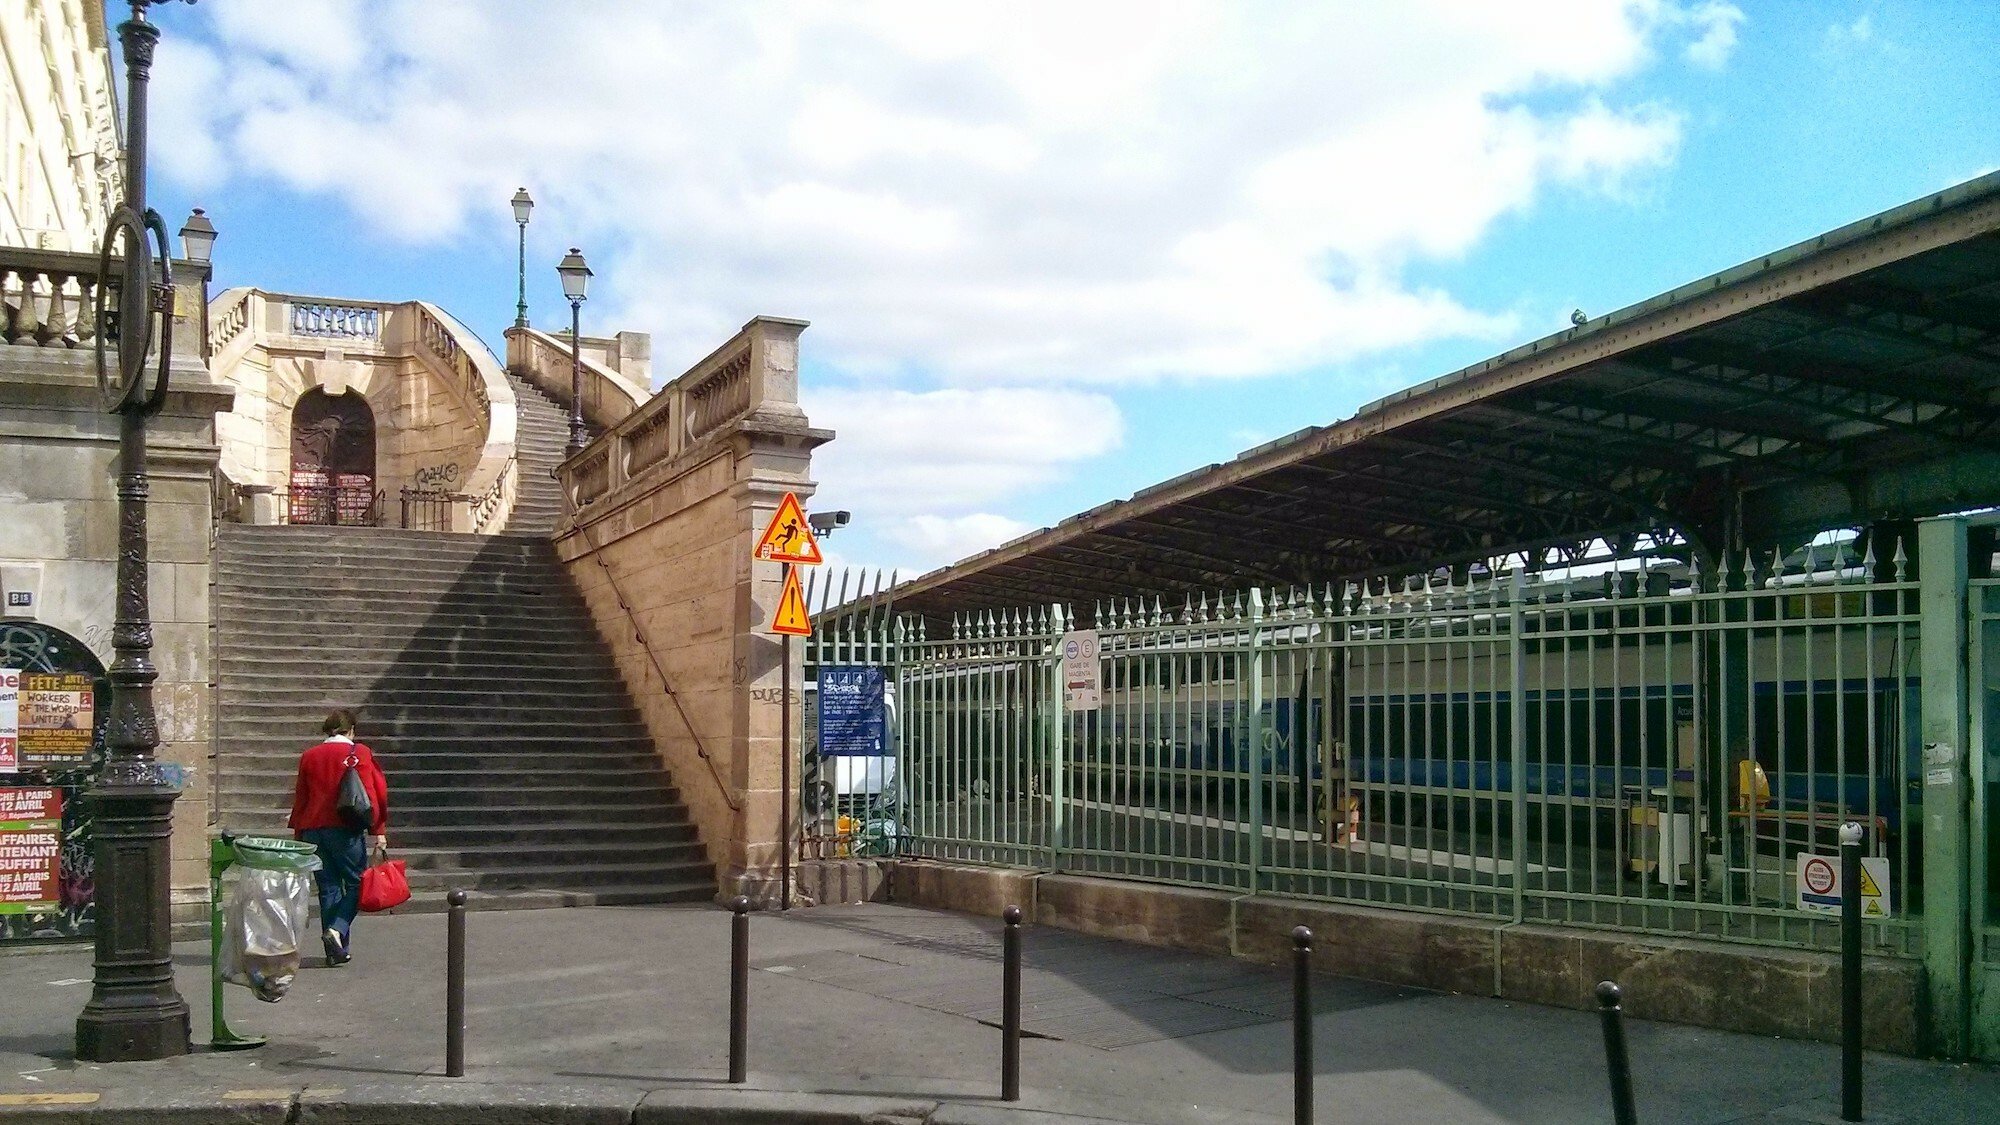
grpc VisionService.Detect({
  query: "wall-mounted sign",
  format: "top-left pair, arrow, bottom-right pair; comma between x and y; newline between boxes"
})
20,673 -> 92,767
1061,630 -> 1101,711
0,787 -> 61,914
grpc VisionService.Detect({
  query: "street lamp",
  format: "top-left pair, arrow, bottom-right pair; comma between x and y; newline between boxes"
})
78,0 -> 193,1063
556,247 -> 591,457
178,208 -> 215,264
510,188 -> 532,328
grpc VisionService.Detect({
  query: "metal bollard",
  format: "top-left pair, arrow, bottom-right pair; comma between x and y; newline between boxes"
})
1840,822 -> 1863,1122
1595,981 -> 1636,1125
1002,904 -> 1023,1101
1293,926 -> 1314,1125
730,895 -> 750,1084
446,888 -> 467,1078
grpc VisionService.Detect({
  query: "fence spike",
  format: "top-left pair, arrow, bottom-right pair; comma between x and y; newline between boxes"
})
1686,552 -> 1703,593
1803,541 -> 1821,585
1892,535 -> 1908,582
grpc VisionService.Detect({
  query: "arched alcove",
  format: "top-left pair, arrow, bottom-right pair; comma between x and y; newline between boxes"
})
289,388 -> 378,524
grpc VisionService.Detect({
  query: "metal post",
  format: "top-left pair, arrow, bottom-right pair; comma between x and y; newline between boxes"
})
446,888 -> 466,1077
1595,981 -> 1636,1125
514,219 -> 529,328
1840,822 -> 1863,1121
1915,516 -> 1970,1056
1508,568 -> 1528,924
1293,926 -> 1313,1125
729,895 -> 749,1083
566,298 -> 585,457
76,0 -> 192,1063
781,620 -> 793,911
1002,904 -> 1022,1101
207,838 -> 263,1050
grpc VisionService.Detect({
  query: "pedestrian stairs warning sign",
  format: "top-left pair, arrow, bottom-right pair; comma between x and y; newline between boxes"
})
1796,852 -> 1892,917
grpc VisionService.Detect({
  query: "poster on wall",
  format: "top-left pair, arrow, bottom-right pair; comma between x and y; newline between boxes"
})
0,787 -> 62,914
0,669 -> 19,772
20,673 -> 93,768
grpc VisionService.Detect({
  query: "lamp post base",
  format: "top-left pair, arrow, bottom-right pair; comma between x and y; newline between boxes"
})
73,781 -> 192,1063
76,995 -> 192,1063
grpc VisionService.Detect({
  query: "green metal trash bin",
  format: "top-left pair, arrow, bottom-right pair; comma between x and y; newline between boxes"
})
209,834 -> 321,1048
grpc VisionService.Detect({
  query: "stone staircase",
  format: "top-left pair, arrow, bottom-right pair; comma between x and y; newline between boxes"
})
212,379 -> 711,910
504,372 -> 570,534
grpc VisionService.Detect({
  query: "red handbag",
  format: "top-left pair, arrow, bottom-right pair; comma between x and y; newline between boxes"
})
359,859 -> 411,913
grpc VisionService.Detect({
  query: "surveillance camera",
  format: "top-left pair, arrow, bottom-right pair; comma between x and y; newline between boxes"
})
808,510 -> 852,535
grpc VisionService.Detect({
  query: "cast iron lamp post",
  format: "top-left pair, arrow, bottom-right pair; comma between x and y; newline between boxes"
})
556,247 -> 591,457
77,0 -> 194,1063
510,188 -> 533,327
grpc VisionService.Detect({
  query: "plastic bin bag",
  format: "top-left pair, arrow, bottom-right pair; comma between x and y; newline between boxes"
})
219,864 -> 314,1002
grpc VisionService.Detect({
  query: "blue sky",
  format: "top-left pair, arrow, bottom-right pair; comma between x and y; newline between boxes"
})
140,1 -> 1998,578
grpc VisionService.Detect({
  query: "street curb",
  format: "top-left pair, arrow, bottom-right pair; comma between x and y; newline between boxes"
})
0,1081 -> 1195,1125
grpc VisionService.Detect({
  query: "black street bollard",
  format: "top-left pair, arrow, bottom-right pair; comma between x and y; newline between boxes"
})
1293,926 -> 1313,1125
1596,981 -> 1636,1125
446,889 -> 466,1078
1002,904 -> 1023,1102
730,896 -> 750,1084
1840,822 -> 1863,1122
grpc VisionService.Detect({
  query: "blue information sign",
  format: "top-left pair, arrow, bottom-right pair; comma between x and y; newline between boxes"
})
817,666 -> 886,757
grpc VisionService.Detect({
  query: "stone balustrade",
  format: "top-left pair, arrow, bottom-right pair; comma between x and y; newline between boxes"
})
208,289 -> 519,533
556,316 -> 809,509
505,324 -> 647,435
2,246 -> 208,358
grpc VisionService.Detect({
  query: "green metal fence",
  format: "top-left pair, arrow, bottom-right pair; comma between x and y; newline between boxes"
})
806,535 -> 1924,957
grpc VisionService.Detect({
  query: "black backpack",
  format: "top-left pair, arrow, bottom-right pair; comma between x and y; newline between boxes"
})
335,751 -> 374,831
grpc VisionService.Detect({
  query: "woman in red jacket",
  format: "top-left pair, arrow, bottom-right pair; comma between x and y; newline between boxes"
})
289,709 -> 389,966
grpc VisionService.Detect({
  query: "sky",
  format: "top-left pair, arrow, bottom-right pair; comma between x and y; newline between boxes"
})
140,0 -> 2000,580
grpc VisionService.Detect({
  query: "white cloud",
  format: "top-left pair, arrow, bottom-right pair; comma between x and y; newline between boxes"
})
802,385 -> 1119,570
1825,13 -> 1874,51
153,0 -> 1717,570
1678,2 -> 1746,69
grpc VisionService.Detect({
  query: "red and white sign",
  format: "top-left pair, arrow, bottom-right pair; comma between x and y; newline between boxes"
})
1796,851 -> 1892,917
0,669 -> 19,772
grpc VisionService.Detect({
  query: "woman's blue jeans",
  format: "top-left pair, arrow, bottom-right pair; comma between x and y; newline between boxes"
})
299,827 -> 366,946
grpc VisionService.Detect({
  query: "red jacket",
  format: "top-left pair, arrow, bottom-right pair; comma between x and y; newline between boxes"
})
289,738 -> 390,835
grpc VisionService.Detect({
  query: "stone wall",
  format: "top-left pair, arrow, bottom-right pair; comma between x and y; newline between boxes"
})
553,316 -> 827,906
0,257 -> 232,927
891,862 -> 1931,1057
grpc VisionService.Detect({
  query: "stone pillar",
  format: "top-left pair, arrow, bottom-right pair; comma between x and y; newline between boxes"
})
554,317 -> 829,908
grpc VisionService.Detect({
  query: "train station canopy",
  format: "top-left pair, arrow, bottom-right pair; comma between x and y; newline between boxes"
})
891,172 -> 2000,618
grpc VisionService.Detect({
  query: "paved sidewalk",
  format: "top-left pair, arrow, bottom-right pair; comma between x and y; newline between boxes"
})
0,902 -> 1992,1123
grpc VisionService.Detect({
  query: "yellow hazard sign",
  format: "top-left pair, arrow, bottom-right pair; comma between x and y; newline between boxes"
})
769,566 -> 812,636
754,492 -> 823,565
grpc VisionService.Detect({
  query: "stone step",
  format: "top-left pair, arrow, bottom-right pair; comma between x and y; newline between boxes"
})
385,881 -> 717,911
387,820 -> 698,847
218,750 -> 667,777
216,686 -> 638,709
217,583 -> 582,605
396,838 -> 707,872
403,859 -> 713,893
222,765 -> 670,791
216,608 -> 595,634
214,734 -> 661,758
214,668 -> 626,690
218,717 -> 648,740
219,800 -> 698,831
217,635 -> 614,660
212,558 -> 567,583
218,783 -> 683,815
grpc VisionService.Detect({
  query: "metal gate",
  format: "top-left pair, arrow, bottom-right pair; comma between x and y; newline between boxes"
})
809,520 -> 2000,1057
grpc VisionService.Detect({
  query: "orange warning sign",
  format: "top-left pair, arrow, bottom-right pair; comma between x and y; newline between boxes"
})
770,567 -> 812,636
753,492 -> 823,566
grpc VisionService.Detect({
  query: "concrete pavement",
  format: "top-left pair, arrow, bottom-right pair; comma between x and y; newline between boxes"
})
0,902 -> 1992,1123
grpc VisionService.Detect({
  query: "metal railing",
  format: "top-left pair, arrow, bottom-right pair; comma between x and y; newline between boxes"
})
812,534 -> 1925,957
286,479 -> 381,526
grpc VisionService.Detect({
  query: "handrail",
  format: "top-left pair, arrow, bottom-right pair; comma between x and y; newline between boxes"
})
567,496 -> 742,814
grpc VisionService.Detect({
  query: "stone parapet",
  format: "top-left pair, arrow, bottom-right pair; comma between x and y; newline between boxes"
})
889,861 -> 1929,1056
553,316 -> 830,907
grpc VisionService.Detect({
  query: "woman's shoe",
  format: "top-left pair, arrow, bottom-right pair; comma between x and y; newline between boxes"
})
323,927 -> 350,967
